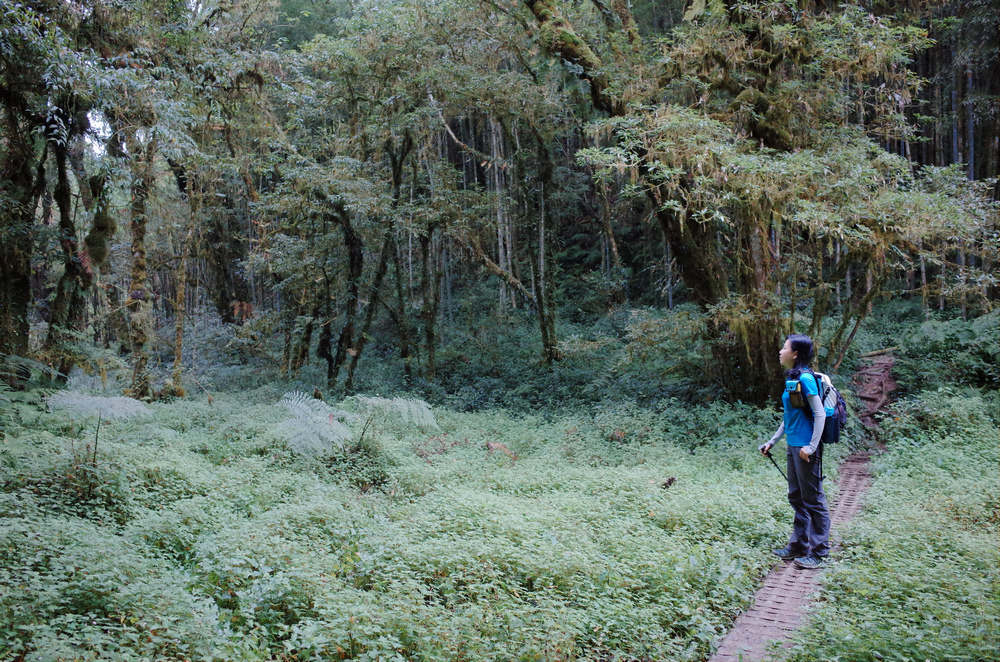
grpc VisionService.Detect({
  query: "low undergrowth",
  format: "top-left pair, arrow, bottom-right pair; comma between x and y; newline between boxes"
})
786,390 -> 999,662
0,383 -> 853,662
3,339 -> 994,661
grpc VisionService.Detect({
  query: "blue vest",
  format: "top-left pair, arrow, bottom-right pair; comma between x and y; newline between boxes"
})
782,372 -> 819,447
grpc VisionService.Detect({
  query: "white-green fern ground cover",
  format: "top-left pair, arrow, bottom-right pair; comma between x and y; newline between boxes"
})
1,384 -> 996,662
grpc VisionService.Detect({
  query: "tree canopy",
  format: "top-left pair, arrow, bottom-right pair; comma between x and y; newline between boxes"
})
1,0 -> 996,402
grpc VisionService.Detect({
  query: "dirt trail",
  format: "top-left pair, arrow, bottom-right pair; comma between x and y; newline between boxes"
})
708,356 -> 896,662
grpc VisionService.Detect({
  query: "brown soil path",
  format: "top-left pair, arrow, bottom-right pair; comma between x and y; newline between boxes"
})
708,355 -> 895,662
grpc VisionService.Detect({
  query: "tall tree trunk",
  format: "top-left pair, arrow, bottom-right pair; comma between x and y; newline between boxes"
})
534,182 -> 559,363
325,206 -> 363,388
829,269 -> 887,371
957,241 -> 967,320
834,241 -> 842,308
919,243 -> 929,319
44,142 -> 94,376
341,134 -> 414,391
654,201 -> 730,306
345,231 -> 392,392
710,205 -> 783,402
809,243 -> 829,343
597,182 -> 625,305
167,164 -> 198,397
938,247 -> 946,311
205,204 -> 252,325
292,302 -> 319,372
966,69 -> 974,180
419,226 -> 440,381
128,137 -> 158,399
391,235 -> 414,387
0,143 -> 41,361
169,227 -> 194,396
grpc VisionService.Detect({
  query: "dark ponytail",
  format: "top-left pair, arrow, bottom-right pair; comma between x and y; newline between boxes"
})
785,333 -> 814,379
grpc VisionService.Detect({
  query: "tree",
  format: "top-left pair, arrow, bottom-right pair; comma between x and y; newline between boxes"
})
527,0 -> 934,401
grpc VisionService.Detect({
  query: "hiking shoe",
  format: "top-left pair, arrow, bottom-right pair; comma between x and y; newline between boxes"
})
794,556 -> 826,569
772,547 -> 806,560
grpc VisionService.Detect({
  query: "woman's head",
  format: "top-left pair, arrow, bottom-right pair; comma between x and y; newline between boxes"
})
780,333 -> 814,374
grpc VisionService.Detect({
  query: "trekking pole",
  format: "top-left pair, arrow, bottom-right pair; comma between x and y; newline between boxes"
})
764,449 -> 787,481
818,442 -> 825,482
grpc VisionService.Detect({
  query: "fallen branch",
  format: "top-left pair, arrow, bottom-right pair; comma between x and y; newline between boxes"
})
188,376 -> 215,406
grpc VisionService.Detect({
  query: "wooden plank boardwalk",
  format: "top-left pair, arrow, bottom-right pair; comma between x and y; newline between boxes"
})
708,453 -> 873,662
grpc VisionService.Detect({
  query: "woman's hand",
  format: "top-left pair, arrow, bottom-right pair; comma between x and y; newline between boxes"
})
798,447 -> 813,462
759,442 -> 774,455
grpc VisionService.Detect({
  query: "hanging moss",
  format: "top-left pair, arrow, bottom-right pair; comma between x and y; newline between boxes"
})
83,176 -> 116,271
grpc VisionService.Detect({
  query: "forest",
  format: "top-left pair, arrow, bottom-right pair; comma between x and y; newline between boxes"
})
1,0 -> 997,661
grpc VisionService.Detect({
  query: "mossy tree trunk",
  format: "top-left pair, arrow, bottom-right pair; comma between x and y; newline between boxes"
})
127,137 -> 158,399
0,138 -> 41,362
391,236 -> 415,387
345,134 -> 414,392
169,225 -> 195,397
345,231 -> 392,393
419,226 -> 441,381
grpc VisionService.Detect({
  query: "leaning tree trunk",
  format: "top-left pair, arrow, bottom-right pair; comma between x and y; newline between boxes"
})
321,204 -> 363,389
344,136 -> 413,391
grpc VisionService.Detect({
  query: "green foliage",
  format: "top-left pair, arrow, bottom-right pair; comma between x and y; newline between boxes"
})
0,353 -> 62,385
3,442 -> 134,526
0,513 -> 243,661
896,311 -> 999,391
277,390 -> 358,455
1,385 -> 821,661
356,395 -> 438,430
4,352 -> 995,662
45,392 -> 154,422
787,391 -> 999,662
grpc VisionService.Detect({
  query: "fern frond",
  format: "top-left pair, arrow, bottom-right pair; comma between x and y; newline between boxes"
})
276,392 -> 358,456
277,391 -> 336,420
356,396 -> 437,429
583,351 -> 624,395
46,392 -> 153,420
1,353 -> 63,382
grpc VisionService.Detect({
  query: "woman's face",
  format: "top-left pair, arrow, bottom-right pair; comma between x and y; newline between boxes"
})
779,339 -> 797,369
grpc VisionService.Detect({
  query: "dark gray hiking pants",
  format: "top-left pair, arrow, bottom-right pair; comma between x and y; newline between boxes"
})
786,447 -> 831,557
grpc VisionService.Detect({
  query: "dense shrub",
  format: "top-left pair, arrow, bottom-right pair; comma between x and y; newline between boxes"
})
0,514 -> 245,661
896,311 -> 999,391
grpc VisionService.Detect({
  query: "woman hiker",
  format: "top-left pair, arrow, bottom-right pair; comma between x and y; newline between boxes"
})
759,333 -> 831,569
